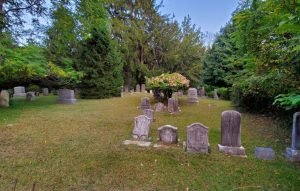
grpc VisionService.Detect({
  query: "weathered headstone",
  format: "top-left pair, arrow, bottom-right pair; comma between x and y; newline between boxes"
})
255,147 -> 275,160
0,90 -> 9,107
172,92 -> 178,100
158,125 -> 178,144
124,86 -> 129,93
168,98 -> 179,113
13,86 -> 26,97
141,84 -> 146,93
286,112 -> 300,161
186,123 -> 210,153
198,87 -> 205,97
218,110 -> 246,157
132,115 -> 151,140
141,97 -> 151,110
42,88 -> 49,96
143,109 -> 154,121
58,89 -> 76,104
213,89 -> 219,100
155,102 -> 166,112
136,84 -> 141,92
187,88 -> 199,103
26,92 -> 36,101
178,90 -> 183,96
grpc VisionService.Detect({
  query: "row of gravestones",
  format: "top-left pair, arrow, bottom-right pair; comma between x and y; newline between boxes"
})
123,84 -> 146,93
0,87 -> 77,107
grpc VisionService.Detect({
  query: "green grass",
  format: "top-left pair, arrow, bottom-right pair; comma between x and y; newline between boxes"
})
0,94 -> 299,190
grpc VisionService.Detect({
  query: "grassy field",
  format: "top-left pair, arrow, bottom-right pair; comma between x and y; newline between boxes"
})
0,94 -> 299,190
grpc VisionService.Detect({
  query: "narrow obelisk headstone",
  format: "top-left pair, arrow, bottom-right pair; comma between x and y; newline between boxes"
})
168,98 -> 179,113
58,89 -> 76,104
286,112 -> 300,161
141,84 -> 146,93
0,90 -> 9,107
42,88 -> 49,96
13,86 -> 26,97
213,89 -> 219,100
158,125 -> 178,144
141,97 -> 151,109
186,123 -> 210,153
132,115 -> 151,140
187,88 -> 199,103
143,109 -> 154,121
218,110 -> 246,157
136,84 -> 141,93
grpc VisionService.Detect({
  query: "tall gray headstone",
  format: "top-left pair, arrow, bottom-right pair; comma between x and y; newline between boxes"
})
286,112 -> 300,161
0,90 -> 9,107
198,87 -> 205,97
168,98 -> 179,113
13,86 -> 26,97
155,102 -> 166,112
158,125 -> 178,144
213,89 -> 219,100
58,89 -> 76,104
143,109 -> 154,121
187,123 -> 209,153
141,97 -> 151,110
26,92 -> 36,101
136,84 -> 141,92
132,115 -> 151,140
218,110 -> 246,157
187,88 -> 199,103
141,84 -> 146,93
42,88 -> 49,96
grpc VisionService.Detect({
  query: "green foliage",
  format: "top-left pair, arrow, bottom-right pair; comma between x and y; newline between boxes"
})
27,84 -> 40,92
217,87 -> 231,100
77,28 -> 123,99
273,93 -> 300,110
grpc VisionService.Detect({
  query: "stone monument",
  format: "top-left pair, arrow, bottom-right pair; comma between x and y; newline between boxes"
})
155,102 -> 166,112
141,84 -> 146,93
26,92 -> 36,101
136,84 -> 141,93
143,109 -> 154,121
141,97 -> 151,110
213,89 -> 219,100
132,115 -> 151,140
42,88 -> 49,96
286,112 -> 300,161
187,88 -> 199,103
58,89 -> 76,104
13,86 -> 26,97
168,98 -> 179,113
186,123 -> 210,153
0,90 -> 9,107
158,125 -> 178,144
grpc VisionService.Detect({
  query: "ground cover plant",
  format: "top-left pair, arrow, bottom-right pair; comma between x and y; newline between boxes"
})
0,94 -> 299,190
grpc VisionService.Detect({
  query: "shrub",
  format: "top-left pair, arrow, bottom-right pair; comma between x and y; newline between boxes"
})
218,87 -> 231,100
27,84 -> 40,92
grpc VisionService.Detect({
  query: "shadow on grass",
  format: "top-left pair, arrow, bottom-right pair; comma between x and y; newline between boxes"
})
0,95 -> 58,124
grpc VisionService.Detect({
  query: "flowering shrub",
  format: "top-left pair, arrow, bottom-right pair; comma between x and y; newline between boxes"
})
146,73 -> 189,90
146,73 -> 189,101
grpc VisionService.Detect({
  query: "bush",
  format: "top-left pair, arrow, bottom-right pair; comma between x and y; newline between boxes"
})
27,84 -> 40,92
218,87 -> 231,100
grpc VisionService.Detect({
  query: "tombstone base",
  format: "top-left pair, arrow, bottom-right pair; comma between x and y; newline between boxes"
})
13,93 -> 26,97
187,144 -> 210,154
218,144 -> 247,157
123,140 -> 151,147
286,148 -> 300,162
132,135 -> 149,141
58,99 -> 76,104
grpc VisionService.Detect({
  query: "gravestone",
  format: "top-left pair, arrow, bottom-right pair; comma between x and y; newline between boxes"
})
42,88 -> 49,96
168,98 -> 179,113
213,89 -> 219,100
187,88 -> 199,103
198,87 -> 205,97
13,86 -> 26,97
286,112 -> 300,161
172,92 -> 178,100
26,92 -> 36,101
0,90 -> 9,107
158,125 -> 178,144
178,90 -> 183,96
218,110 -> 246,157
132,115 -> 151,140
58,89 -> 76,104
141,97 -> 151,110
187,123 -> 210,153
155,102 -> 166,112
136,84 -> 141,92
143,109 -> 154,121
124,86 -> 129,93
255,147 -> 275,160
141,84 -> 146,93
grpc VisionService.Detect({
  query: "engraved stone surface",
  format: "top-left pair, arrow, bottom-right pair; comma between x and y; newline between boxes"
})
42,88 -> 49,96
13,86 -> 26,97
255,147 -> 275,160
132,115 -> 151,140
158,125 -> 178,144
155,102 -> 166,112
168,98 -> 179,113
286,112 -> 300,161
58,89 -> 76,104
187,123 -> 209,153
141,84 -> 146,93
141,97 -> 151,110
26,92 -> 36,101
143,109 -> 154,121
213,89 -> 219,100
187,88 -> 199,103
136,84 -> 141,92
218,110 -> 246,157
0,90 -> 9,107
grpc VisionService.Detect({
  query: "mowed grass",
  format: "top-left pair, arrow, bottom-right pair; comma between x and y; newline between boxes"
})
0,94 -> 299,190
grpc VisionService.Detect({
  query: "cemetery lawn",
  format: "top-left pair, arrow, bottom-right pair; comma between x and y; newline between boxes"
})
0,94 -> 300,190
